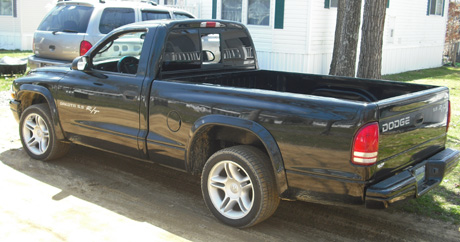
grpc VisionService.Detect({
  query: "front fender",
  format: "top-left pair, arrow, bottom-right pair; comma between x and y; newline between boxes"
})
188,114 -> 288,195
17,84 -> 66,141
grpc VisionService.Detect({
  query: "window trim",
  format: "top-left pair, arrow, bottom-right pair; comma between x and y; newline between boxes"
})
324,0 -> 338,9
427,0 -> 445,16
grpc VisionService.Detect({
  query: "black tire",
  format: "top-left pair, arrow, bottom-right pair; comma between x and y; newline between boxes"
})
201,145 -> 280,228
19,104 -> 69,161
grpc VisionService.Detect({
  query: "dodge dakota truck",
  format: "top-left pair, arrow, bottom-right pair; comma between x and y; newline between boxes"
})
9,20 -> 459,228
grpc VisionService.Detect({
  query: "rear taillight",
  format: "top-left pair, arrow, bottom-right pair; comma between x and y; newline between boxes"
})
447,101 -> 451,132
80,40 -> 92,56
352,122 -> 379,166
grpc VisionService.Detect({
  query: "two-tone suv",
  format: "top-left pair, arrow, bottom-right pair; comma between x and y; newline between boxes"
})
28,0 -> 194,69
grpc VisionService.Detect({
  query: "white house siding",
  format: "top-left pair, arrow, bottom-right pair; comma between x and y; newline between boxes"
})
0,0 -> 54,50
291,0 -> 448,75
225,0 -> 448,75
253,0 -> 338,74
381,0 -> 447,74
0,12 -> 21,50
19,0 -> 55,50
198,0 -> 212,18
256,0 -> 310,72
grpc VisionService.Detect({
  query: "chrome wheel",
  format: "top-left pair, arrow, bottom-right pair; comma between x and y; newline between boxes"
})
208,160 -> 254,220
19,104 -> 70,161
22,113 -> 50,156
202,145 -> 280,227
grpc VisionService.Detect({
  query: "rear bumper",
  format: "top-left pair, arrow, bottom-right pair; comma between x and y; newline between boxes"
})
365,148 -> 460,208
28,55 -> 71,70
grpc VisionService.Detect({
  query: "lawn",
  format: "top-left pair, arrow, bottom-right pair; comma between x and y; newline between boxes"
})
1,50 -> 459,224
384,65 -> 460,224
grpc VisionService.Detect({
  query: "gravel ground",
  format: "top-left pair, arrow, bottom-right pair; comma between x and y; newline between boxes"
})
1,91 -> 10,107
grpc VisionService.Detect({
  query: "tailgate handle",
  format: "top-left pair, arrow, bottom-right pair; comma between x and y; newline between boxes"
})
415,117 -> 424,125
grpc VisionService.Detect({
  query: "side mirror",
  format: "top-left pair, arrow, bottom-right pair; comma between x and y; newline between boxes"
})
71,56 -> 88,71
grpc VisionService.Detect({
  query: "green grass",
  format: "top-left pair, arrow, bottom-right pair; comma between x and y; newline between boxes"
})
0,50 -> 32,91
384,65 -> 460,224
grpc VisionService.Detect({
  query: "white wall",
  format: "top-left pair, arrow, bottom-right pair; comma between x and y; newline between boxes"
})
255,0 -> 448,75
247,0 -> 311,73
0,8 -> 21,50
2,0 -> 448,74
0,0 -> 54,50
381,0 -> 447,74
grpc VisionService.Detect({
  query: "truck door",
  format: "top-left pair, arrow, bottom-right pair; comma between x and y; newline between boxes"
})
57,30 -> 149,158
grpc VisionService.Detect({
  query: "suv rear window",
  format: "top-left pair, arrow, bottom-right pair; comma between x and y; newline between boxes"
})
173,13 -> 194,19
38,5 -> 93,33
142,10 -> 171,20
99,8 -> 135,34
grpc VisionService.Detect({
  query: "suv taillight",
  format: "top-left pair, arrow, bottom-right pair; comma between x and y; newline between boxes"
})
80,40 -> 92,56
352,122 -> 379,166
447,101 -> 451,132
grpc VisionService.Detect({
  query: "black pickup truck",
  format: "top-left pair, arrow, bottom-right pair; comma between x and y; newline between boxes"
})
10,20 -> 459,228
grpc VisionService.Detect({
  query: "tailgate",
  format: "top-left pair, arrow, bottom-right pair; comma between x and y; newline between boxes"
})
34,31 -> 86,61
374,87 -> 450,180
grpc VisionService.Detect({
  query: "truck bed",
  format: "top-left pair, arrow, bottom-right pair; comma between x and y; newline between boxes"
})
166,69 -> 449,187
167,69 -> 436,102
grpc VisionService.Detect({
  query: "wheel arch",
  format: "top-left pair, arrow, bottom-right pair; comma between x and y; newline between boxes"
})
187,115 -> 288,195
16,84 -> 66,141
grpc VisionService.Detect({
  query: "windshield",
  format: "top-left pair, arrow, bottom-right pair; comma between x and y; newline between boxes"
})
38,5 -> 93,33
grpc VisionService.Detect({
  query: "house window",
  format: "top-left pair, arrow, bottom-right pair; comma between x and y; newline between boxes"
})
0,0 -> 13,16
428,0 -> 444,16
324,0 -> 338,8
221,0 -> 270,26
222,0 -> 242,22
248,0 -> 270,26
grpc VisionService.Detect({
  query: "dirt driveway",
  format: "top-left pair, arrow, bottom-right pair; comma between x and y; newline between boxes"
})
1,91 -> 459,241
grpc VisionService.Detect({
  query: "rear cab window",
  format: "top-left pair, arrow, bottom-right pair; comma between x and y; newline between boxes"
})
99,8 -> 135,34
38,5 -> 94,33
161,23 -> 256,73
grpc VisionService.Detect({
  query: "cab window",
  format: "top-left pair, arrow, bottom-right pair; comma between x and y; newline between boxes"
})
92,31 -> 146,75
